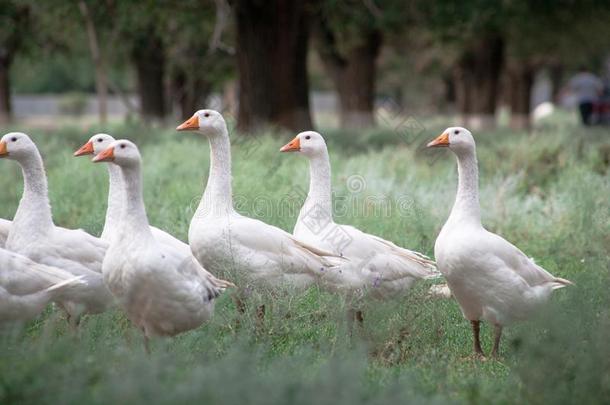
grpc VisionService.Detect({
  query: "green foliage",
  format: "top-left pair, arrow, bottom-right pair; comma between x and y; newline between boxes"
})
416,0 -> 511,44
12,55 -> 95,93
0,117 -> 608,403
503,0 -> 610,65
3,0 -> 234,97
0,0 -> 32,64
417,0 -> 610,68
317,0 -> 408,52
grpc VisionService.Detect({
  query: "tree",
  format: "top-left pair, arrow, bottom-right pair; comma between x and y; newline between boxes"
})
313,0 -> 410,129
233,0 -> 316,133
102,0 -> 169,122
313,1 -> 384,128
166,0 -> 235,119
78,0 -> 108,124
0,1 -> 30,124
131,26 -> 167,121
453,33 -> 504,130
503,1 -> 610,129
69,0 -> 233,123
419,1 -> 509,130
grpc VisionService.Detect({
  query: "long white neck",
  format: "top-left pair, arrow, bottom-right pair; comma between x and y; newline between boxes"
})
11,151 -> 54,238
198,130 -> 234,216
301,150 -> 333,220
447,147 -> 481,226
101,163 -> 124,241
119,162 -> 153,240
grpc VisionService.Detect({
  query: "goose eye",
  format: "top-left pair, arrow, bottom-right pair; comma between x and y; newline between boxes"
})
120,144 -> 126,149
305,135 -> 311,140
204,112 -> 210,118
454,130 -> 459,135
98,139 -> 103,143
11,137 -> 17,142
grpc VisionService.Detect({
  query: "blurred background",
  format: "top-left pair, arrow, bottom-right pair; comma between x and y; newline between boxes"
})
1,3 -> 610,403
2,0 -> 610,132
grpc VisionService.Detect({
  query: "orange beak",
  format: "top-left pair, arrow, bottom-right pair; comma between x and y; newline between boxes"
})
92,147 -> 115,163
427,132 -> 450,148
74,141 -> 94,157
176,115 -> 199,131
280,137 -> 301,152
0,141 -> 7,157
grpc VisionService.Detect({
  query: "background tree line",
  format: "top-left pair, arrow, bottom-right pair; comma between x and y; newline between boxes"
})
1,0 -> 610,131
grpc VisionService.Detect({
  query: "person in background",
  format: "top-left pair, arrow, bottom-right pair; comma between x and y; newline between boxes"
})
568,67 -> 603,125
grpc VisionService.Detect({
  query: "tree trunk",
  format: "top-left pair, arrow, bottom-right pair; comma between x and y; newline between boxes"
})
315,24 -> 381,129
335,34 -> 381,129
234,0 -> 314,133
454,34 -> 504,130
171,68 -> 211,120
0,55 -> 12,125
508,64 -> 535,130
549,64 -> 564,103
442,72 -> 456,112
453,61 -> 474,121
79,1 -> 108,125
132,31 -> 167,122
0,4 -> 30,125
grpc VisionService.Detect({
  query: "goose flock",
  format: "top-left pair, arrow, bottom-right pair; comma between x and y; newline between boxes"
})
0,111 -> 572,358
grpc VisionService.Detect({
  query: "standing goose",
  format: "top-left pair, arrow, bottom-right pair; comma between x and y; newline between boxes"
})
0,248 -> 85,323
92,140 -> 232,349
74,134 -> 190,256
427,127 -> 572,357
0,132 -> 113,325
280,131 -> 439,301
176,111 -> 345,296
0,218 -> 10,248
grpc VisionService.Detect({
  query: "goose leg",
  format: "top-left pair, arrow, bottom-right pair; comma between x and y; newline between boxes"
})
355,310 -> 364,326
254,304 -> 266,335
143,334 -> 151,355
66,312 -> 82,335
232,293 -> 246,314
231,292 -> 247,330
471,320 -> 485,357
256,304 -> 266,323
491,324 -> 503,358
346,308 -> 355,336
346,307 -> 363,337
71,313 -> 82,329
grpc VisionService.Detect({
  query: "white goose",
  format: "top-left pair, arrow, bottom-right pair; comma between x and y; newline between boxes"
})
0,132 -> 114,325
0,218 -> 10,248
74,134 -> 190,256
176,111 -> 345,295
0,248 -> 85,323
427,127 -> 572,357
92,140 -> 233,349
280,131 -> 439,302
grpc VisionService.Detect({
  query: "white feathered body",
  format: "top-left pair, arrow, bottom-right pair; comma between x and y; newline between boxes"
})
3,136 -> 114,319
190,211 -> 342,290
7,225 -> 113,316
0,248 -> 85,322
0,219 -> 10,248
102,233 -> 223,337
435,212 -> 570,327
294,219 -> 438,298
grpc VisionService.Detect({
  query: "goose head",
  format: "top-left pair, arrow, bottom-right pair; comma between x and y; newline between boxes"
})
176,109 -> 227,137
0,132 -> 38,161
427,127 -> 475,155
93,140 -> 141,167
74,133 -> 116,157
280,131 -> 327,157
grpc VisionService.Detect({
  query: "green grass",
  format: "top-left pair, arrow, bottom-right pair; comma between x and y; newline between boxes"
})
0,116 -> 609,404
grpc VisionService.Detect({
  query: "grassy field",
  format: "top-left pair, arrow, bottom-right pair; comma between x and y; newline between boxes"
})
0,116 -> 609,404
